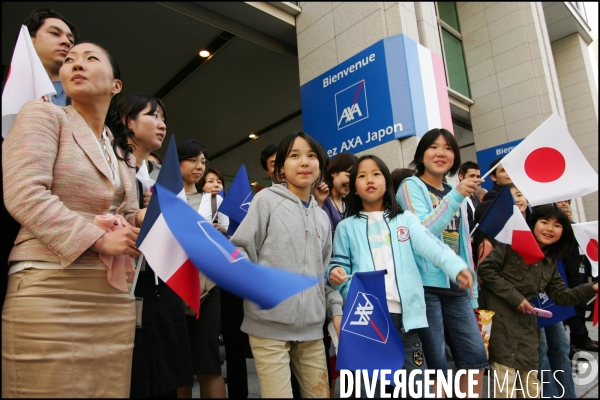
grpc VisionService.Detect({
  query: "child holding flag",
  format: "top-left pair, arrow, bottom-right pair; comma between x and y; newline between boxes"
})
230,132 -> 344,398
328,155 -> 474,392
397,128 -> 488,397
478,205 -> 598,397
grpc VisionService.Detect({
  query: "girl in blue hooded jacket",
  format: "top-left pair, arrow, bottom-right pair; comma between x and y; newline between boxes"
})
396,128 -> 488,397
328,155 -> 473,387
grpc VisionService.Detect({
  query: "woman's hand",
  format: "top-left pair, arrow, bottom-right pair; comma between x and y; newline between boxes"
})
91,226 -> 141,257
456,270 -> 474,289
329,267 -> 347,286
517,298 -> 535,314
143,191 -> 153,208
213,223 -> 227,234
313,181 -> 329,207
455,177 -> 484,197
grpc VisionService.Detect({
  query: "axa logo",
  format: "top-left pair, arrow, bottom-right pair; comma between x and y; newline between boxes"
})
342,292 -> 389,343
240,192 -> 252,213
335,80 -> 369,130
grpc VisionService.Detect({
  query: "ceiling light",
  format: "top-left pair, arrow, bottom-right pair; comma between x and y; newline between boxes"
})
199,50 -> 210,58
249,133 -> 257,139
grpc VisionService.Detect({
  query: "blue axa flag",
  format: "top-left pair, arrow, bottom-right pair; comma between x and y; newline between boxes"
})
531,260 -> 575,328
219,164 -> 253,235
336,271 -> 404,376
153,183 -> 320,309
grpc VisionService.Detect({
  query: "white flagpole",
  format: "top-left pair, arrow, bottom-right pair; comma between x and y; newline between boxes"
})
130,255 -> 144,298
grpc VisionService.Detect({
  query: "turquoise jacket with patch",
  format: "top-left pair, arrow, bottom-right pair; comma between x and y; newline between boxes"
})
397,176 -> 479,308
327,211 -> 468,332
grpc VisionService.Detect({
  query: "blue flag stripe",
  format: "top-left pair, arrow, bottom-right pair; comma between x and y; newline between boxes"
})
137,135 -> 183,246
477,186 -> 515,238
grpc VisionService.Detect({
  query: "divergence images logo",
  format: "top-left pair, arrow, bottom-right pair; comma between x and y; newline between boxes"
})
342,292 -> 389,343
335,80 -> 369,130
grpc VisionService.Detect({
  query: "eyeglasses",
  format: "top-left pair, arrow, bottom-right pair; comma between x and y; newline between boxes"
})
185,157 -> 209,166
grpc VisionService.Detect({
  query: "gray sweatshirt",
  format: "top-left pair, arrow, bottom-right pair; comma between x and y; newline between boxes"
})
231,184 -> 343,342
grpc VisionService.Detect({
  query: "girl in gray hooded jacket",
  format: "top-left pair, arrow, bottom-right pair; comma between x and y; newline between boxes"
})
231,132 -> 343,398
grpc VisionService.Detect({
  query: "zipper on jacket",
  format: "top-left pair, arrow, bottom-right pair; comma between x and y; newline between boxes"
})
296,200 -> 310,339
383,217 -> 403,320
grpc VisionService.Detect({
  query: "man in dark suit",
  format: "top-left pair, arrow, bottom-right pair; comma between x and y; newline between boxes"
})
458,161 -> 481,234
482,156 -> 513,202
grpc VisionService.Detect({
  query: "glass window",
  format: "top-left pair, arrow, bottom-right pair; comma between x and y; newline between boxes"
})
437,2 -> 460,32
441,28 -> 470,98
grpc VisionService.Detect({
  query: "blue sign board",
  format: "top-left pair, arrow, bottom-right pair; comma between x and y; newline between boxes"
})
301,34 -> 453,158
476,139 -> 523,191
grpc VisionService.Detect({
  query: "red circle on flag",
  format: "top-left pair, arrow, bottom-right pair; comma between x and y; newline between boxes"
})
524,148 -> 566,182
586,239 -> 598,262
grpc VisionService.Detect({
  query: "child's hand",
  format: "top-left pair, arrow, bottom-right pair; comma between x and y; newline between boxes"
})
329,267 -> 347,286
313,181 -> 329,207
456,270 -> 473,289
455,177 -> 484,197
332,315 -> 342,338
593,283 -> 598,292
517,299 -> 535,314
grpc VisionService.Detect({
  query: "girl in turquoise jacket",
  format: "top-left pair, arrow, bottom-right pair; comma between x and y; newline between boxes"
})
327,155 -> 473,383
396,128 -> 487,398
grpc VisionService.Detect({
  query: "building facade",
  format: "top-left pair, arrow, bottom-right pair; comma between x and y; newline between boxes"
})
296,2 -> 598,222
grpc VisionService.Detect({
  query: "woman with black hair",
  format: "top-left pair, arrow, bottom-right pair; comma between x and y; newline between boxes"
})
479,205 -> 598,397
3,42 -> 140,397
109,93 -> 194,398
176,140 -> 226,398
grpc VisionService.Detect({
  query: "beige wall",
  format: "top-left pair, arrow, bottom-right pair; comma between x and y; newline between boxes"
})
552,33 -> 599,222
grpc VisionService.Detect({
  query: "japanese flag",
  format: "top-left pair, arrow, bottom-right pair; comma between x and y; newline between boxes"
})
499,114 -> 597,207
572,222 -> 598,277
2,25 -> 56,138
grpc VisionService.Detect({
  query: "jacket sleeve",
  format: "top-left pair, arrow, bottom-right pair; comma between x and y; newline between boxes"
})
327,221 -> 352,291
230,193 -> 269,264
397,178 -> 465,236
405,212 -> 468,285
477,244 -> 525,309
3,101 -> 106,266
545,266 -> 596,306
325,285 -> 343,319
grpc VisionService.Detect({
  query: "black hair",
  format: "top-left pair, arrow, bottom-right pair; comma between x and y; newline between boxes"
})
115,93 -> 167,160
472,201 -> 497,268
528,205 -> 575,260
176,140 -> 206,161
24,8 -> 79,43
273,132 -> 327,185
488,156 -> 504,178
199,168 -> 226,194
459,161 -> 480,178
346,155 -> 403,220
260,144 -> 278,171
323,152 -> 357,195
391,168 -> 415,195
410,128 -> 461,177
177,140 -> 207,193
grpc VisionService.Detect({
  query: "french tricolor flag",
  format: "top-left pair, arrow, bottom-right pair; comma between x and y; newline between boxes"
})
402,36 -> 453,135
137,135 -> 201,317
476,186 -> 545,264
